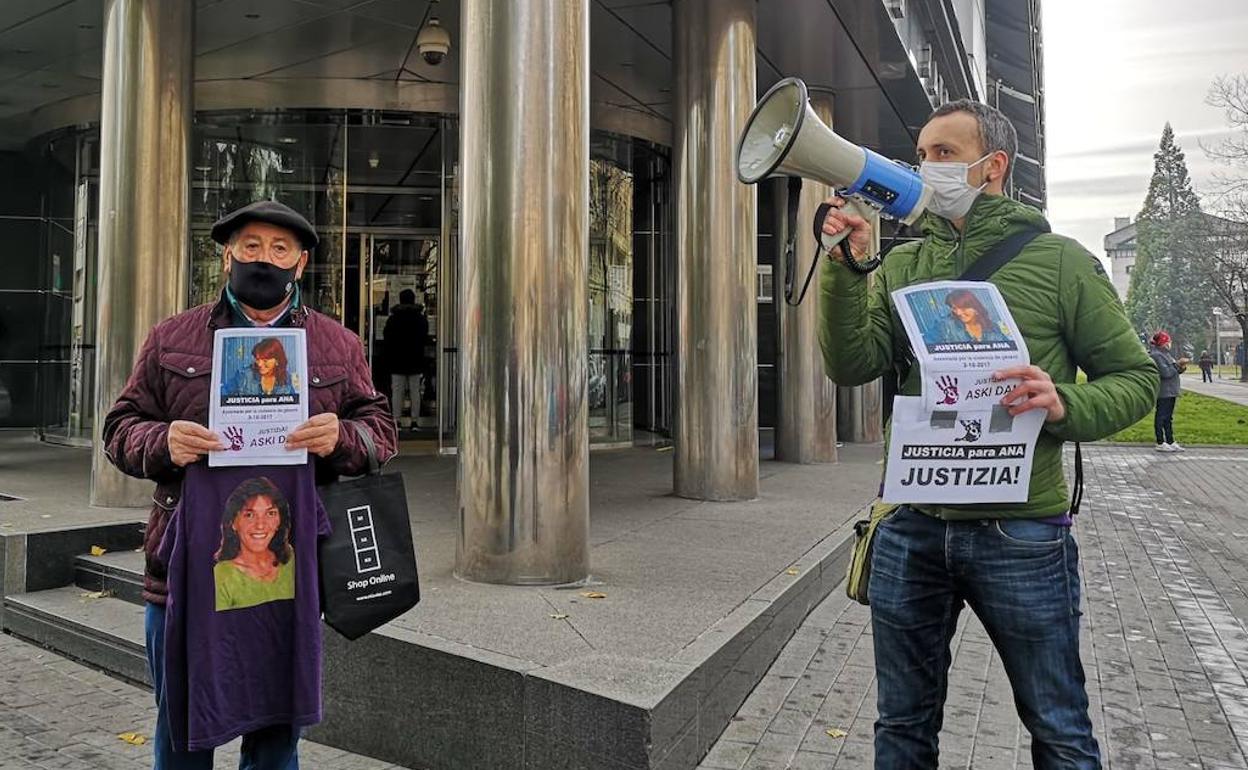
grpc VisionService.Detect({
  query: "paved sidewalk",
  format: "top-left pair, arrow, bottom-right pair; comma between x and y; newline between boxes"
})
0,632 -> 406,769
701,445 -> 1248,769
1182,374 -> 1248,407
6,445 -> 1248,769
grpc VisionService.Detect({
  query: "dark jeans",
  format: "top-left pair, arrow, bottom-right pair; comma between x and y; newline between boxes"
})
868,507 -> 1100,769
145,603 -> 300,770
1201,366 -> 1213,382
1154,397 -> 1176,444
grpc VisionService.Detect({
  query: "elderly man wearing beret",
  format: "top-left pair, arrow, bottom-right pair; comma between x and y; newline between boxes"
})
102,200 -> 398,768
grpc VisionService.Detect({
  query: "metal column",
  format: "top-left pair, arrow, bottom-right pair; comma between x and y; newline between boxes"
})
672,0 -> 758,501
90,0 -> 192,507
775,95 -> 838,464
456,0 -> 590,584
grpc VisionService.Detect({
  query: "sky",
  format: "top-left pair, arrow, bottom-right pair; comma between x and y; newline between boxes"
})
1041,0 -> 1248,262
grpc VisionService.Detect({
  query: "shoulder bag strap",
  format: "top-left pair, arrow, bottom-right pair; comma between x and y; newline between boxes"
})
957,225 -> 1084,517
957,227 -> 1049,282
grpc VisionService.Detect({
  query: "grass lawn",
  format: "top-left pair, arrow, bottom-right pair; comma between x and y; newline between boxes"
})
1106,388 -> 1248,445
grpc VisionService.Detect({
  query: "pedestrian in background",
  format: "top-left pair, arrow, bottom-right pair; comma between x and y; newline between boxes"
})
1148,331 -> 1185,452
383,288 -> 430,432
1199,349 -> 1214,382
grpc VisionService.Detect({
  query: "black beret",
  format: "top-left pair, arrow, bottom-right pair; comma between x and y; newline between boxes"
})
210,200 -> 319,250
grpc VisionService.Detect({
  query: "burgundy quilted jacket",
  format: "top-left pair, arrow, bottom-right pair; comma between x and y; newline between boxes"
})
102,294 -> 398,604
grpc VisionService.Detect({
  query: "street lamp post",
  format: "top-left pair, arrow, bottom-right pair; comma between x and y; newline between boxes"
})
1213,307 -> 1224,379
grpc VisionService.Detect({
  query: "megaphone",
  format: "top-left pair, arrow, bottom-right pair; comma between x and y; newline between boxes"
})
736,78 -> 931,287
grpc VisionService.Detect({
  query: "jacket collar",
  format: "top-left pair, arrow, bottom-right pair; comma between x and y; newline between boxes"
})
920,194 -> 1050,240
917,193 -> 1052,273
208,287 -> 308,329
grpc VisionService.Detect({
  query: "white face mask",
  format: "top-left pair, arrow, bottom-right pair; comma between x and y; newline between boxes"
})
919,152 -> 994,221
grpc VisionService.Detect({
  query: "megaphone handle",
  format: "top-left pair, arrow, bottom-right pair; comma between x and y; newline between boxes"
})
813,198 -> 882,274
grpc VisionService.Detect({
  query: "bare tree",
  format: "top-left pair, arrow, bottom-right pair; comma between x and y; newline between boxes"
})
1202,215 -> 1248,380
1206,76 -> 1248,196
1203,75 -> 1248,378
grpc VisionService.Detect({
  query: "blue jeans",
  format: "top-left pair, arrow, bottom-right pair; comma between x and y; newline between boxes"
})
867,506 -> 1100,769
144,603 -> 300,770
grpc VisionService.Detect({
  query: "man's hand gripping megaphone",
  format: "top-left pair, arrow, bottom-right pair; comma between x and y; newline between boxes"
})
819,196 -> 875,269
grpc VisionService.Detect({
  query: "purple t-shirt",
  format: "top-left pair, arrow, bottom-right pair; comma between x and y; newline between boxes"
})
158,462 -> 329,752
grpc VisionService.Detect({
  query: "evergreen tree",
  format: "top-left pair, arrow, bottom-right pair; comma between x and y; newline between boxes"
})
1126,124 -> 1210,353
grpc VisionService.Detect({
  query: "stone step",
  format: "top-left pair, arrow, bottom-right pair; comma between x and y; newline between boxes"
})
3,530 -> 863,769
73,550 -> 146,606
1,585 -> 149,687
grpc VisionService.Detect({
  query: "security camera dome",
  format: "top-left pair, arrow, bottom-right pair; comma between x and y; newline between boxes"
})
417,17 -> 450,66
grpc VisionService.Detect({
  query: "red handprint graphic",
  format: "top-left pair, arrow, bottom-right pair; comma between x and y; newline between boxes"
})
936,375 -> 959,406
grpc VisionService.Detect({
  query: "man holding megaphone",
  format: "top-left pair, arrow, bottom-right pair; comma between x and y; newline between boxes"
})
816,101 -> 1157,767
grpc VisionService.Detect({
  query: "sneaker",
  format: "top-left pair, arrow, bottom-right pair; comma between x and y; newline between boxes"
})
1154,443 -> 1172,452
1168,442 -> 1185,452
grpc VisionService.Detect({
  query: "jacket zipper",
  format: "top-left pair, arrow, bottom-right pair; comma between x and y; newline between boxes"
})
956,206 -> 974,270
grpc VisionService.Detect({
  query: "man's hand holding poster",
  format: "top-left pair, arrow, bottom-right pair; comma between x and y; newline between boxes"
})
883,397 -> 1044,504
884,281 -> 1044,504
209,328 -> 309,467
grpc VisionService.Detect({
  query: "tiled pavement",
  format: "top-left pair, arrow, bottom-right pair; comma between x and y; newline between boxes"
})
3,445 -> 1247,769
0,634 -> 405,769
700,445 -> 1248,769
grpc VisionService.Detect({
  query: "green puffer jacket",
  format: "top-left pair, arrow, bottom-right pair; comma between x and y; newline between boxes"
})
819,193 -> 1158,519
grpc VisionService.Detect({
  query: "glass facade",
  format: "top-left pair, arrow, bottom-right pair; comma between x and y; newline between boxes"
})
18,110 -> 673,452
1,131 -> 95,444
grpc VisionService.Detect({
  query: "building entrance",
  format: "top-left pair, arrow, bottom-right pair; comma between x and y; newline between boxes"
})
345,232 -> 441,452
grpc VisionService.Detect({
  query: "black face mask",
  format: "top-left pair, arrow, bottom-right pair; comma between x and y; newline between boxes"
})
228,258 -> 297,310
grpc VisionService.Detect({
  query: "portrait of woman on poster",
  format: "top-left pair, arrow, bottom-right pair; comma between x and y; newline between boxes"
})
940,288 -> 1010,344
222,337 -> 298,399
213,477 -> 296,612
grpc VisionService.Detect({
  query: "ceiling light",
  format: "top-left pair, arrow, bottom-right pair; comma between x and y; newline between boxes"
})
277,136 -> 298,144
368,150 -> 380,169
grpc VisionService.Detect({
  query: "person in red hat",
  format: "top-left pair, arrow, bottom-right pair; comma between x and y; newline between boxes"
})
1148,330 -> 1187,452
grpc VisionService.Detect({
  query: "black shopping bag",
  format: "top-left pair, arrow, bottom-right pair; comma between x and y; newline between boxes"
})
317,426 -> 420,640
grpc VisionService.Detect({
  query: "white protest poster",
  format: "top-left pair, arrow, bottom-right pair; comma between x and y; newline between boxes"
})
891,281 -> 1030,413
208,328 -> 309,467
882,396 -> 1044,504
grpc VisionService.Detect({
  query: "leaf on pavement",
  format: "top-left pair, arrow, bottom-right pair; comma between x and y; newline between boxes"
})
118,732 -> 147,746
90,546 -> 107,556
785,567 -> 800,576
825,727 -> 847,739
579,591 -> 607,599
